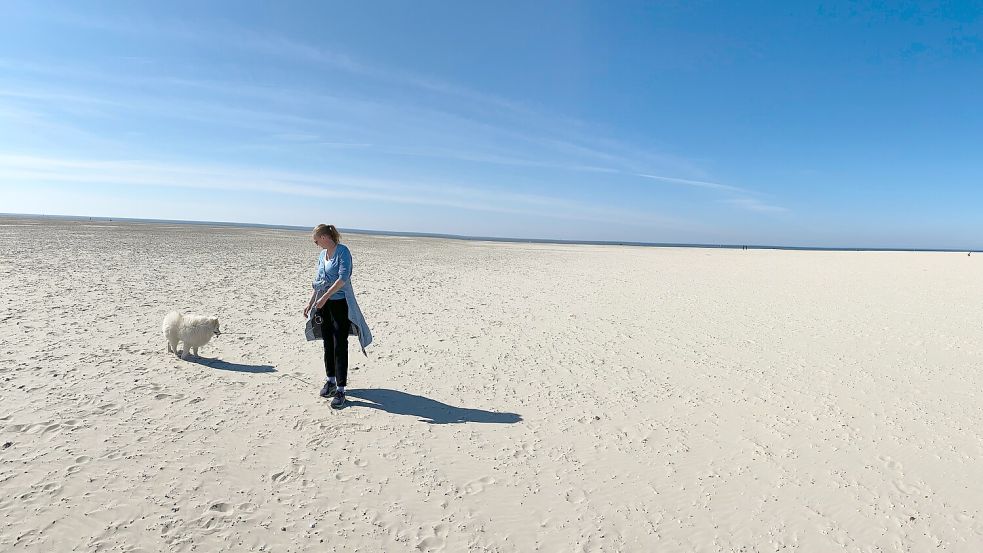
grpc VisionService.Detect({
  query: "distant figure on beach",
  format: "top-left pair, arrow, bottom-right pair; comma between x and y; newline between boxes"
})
304,224 -> 372,409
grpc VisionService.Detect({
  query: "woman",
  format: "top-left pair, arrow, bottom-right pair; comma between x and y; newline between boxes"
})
304,224 -> 372,409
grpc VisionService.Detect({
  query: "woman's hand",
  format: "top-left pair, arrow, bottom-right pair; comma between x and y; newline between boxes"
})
303,304 -> 312,318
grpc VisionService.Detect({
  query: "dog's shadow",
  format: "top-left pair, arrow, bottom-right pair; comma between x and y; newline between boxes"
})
345,388 -> 522,425
187,356 -> 276,373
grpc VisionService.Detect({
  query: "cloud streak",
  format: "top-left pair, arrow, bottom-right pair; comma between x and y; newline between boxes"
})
1,74 -> 775,209
0,154 -> 698,229
0,9 -> 787,234
0,17 -> 737,190
635,173 -> 748,194
722,197 -> 788,213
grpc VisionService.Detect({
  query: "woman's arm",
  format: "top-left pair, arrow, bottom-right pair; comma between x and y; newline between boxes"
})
314,246 -> 353,309
314,279 -> 346,309
303,289 -> 317,317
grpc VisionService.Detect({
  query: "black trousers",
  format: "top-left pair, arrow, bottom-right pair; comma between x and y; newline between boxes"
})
319,298 -> 350,387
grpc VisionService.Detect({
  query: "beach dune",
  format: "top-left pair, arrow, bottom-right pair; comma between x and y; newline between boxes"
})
1,217 -> 982,551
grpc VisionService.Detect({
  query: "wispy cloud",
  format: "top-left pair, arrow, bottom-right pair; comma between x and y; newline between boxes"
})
1,17 -> 722,184
1,10 -> 786,224
635,173 -> 749,194
270,132 -> 321,142
40,12 -> 533,116
722,197 -> 788,213
0,154 -> 698,228
2,73 -> 771,208
240,33 -> 534,115
0,101 -> 128,151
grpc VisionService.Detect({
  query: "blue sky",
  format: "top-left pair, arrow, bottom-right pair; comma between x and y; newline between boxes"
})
1,1 -> 981,248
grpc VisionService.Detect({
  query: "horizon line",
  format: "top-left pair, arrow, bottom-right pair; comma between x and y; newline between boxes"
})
1,212 -> 978,254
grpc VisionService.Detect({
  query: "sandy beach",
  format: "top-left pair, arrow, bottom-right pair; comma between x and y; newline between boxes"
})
1,216 -> 982,552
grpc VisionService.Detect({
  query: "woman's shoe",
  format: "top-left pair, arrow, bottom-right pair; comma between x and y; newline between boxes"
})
320,380 -> 337,398
330,390 -> 346,409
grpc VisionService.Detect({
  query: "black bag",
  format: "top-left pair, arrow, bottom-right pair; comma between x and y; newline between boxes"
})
305,306 -> 323,341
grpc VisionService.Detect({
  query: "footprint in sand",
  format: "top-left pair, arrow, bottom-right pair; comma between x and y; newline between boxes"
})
5,422 -> 45,433
878,455 -> 903,471
102,449 -> 129,460
416,523 -> 449,551
34,422 -> 60,435
154,393 -> 187,402
464,476 -> 496,495
21,419 -> 82,437
565,488 -> 587,504
875,455 -> 925,496
319,421 -> 373,433
236,502 -> 258,513
511,442 -> 534,459
208,502 -> 234,514
91,403 -> 120,415
41,482 -> 62,494
893,480 -> 924,496
292,419 -> 309,431
270,459 -> 307,485
66,456 -> 91,475
353,458 -> 368,468
21,481 -> 63,502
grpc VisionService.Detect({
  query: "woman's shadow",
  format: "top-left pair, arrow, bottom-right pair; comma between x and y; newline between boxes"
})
345,389 -> 521,425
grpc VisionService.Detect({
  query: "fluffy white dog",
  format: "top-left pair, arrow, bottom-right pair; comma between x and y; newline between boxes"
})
162,311 -> 221,359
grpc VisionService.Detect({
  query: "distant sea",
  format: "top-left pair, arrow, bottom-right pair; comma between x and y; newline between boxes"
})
1,213 -> 975,253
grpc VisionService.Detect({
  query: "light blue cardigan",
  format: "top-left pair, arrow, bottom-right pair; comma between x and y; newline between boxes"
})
313,248 -> 373,355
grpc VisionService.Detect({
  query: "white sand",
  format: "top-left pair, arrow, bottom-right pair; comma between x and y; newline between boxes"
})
1,216 -> 982,552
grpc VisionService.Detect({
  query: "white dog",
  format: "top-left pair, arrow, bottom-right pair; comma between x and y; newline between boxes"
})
162,311 -> 221,359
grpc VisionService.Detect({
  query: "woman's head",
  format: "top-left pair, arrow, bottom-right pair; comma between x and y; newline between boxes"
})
313,224 -> 341,247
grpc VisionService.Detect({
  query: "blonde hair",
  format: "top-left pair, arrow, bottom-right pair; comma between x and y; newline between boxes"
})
313,224 -> 341,243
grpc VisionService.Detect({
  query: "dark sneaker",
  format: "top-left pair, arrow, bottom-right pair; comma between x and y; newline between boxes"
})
330,390 -> 346,409
319,380 -> 337,398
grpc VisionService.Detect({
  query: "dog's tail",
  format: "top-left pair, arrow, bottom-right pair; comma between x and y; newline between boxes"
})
162,311 -> 182,338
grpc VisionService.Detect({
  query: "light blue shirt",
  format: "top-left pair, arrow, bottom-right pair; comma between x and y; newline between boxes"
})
313,243 -> 353,300
309,242 -> 373,355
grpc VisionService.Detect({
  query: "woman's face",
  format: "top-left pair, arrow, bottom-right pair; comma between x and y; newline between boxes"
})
313,234 -> 335,249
